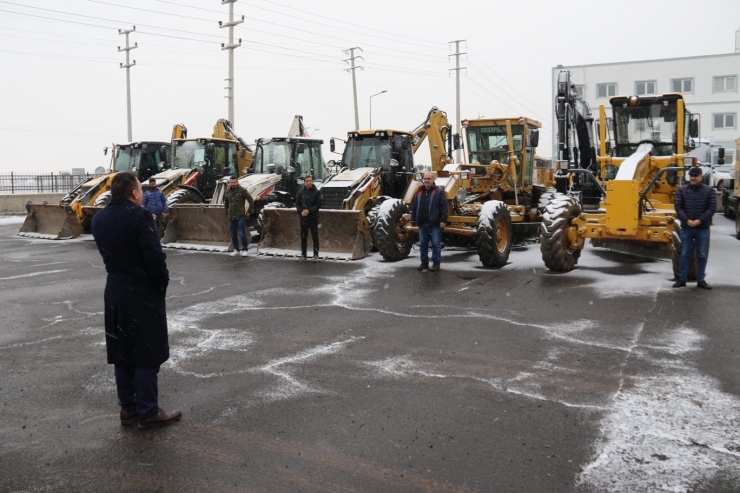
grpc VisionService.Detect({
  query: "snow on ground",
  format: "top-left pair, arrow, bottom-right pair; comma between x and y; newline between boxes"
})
577,327 -> 740,492
0,215 -> 24,225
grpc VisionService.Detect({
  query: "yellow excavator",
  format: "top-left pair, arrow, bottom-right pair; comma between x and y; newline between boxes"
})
375,116 -> 549,267
258,107 -> 453,260
539,70 -> 700,274
162,116 -> 326,251
18,140 -> 169,239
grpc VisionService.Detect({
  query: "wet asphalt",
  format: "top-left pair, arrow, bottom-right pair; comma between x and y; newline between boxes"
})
1,217 -> 739,493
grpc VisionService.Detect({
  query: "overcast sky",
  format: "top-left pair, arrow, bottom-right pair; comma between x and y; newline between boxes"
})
1,0 -> 738,174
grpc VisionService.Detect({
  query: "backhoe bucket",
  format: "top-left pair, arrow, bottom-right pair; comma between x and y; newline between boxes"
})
257,209 -> 371,260
161,204 -> 233,252
17,203 -> 83,240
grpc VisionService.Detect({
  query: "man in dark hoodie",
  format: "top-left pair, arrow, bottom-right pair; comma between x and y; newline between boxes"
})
673,166 -> 716,289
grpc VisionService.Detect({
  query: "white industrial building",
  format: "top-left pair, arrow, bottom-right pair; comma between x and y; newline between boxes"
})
552,41 -> 740,165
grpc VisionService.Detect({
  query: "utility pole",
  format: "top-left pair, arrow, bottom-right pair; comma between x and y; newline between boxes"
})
219,0 -> 243,127
448,40 -> 466,162
118,26 -> 137,142
343,47 -> 363,130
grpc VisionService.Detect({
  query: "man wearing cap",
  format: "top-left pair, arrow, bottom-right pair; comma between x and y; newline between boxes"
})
673,166 -> 716,289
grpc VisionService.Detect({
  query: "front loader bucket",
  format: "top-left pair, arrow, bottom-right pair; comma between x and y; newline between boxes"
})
161,204 -> 233,252
258,209 -> 371,261
17,203 -> 83,240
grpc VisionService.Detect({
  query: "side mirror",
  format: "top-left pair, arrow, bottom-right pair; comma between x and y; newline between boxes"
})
389,159 -> 399,167
330,138 -> 336,153
718,147 -> 725,165
103,147 -> 109,156
689,114 -> 700,139
452,134 -> 462,150
327,159 -> 336,167
529,128 -> 539,148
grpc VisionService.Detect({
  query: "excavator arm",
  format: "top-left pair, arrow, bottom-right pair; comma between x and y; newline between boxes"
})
212,119 -> 254,175
410,107 -> 453,170
555,70 -> 597,172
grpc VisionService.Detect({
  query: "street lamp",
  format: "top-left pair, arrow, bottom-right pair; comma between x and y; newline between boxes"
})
369,90 -> 387,128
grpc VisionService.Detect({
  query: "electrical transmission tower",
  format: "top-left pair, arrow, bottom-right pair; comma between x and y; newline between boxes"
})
449,40 -> 467,162
220,0 -> 243,127
343,47 -> 363,131
118,26 -> 137,142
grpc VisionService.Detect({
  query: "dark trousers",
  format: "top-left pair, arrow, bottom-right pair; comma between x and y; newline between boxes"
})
679,226 -> 709,281
114,364 -> 159,420
229,217 -> 249,251
300,216 -> 319,257
153,214 -> 166,238
418,223 -> 442,264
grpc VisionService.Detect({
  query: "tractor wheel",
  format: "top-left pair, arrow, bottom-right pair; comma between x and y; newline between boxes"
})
93,191 -> 111,208
166,189 -> 203,207
375,199 -> 412,262
540,196 -> 583,272
475,200 -> 512,268
257,202 -> 287,238
365,201 -> 386,251
722,191 -> 731,218
735,204 -> 740,240
537,191 -> 563,214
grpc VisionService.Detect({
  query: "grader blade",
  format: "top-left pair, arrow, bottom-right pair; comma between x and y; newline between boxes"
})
17,203 -> 83,240
258,209 -> 371,260
590,238 -> 671,261
161,204 -> 233,252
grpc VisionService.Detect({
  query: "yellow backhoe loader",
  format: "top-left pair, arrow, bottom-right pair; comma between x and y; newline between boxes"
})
162,116 -> 324,251
258,107 -> 453,260
18,140 -> 169,239
375,116 -> 550,267
539,70 -> 700,274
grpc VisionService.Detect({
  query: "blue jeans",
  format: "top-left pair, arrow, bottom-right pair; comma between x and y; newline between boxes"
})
679,226 -> 709,282
114,364 -> 159,420
229,217 -> 249,251
418,223 -> 442,264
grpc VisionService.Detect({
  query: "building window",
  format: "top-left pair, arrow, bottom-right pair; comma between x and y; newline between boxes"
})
596,83 -> 617,98
573,85 -> 585,98
670,78 -> 693,93
713,76 -> 737,92
635,80 -> 657,96
713,113 -> 736,129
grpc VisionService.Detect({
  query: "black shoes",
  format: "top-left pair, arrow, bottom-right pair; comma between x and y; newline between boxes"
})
417,262 -> 429,272
430,262 -> 440,272
672,280 -> 712,290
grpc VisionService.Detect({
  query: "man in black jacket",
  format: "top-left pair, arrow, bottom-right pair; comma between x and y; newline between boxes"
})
92,172 -> 182,429
673,166 -> 716,289
410,172 -> 448,272
296,175 -> 322,261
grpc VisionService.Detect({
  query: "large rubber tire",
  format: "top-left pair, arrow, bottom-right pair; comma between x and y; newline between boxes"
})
375,199 -> 412,262
671,221 -> 699,281
366,203 -> 382,251
537,191 -> 563,213
93,191 -> 111,208
476,200 -> 512,268
256,201 -> 287,238
540,196 -> 583,272
735,204 -> 740,240
167,188 -> 204,207
722,190 -> 731,218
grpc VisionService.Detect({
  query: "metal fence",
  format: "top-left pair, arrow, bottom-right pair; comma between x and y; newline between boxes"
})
0,173 -> 106,194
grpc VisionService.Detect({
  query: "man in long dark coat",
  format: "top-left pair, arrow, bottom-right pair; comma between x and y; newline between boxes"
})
92,172 -> 182,429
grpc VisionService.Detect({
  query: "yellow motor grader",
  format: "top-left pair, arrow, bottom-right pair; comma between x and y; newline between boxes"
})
18,140 -> 169,239
375,116 -> 550,267
539,75 -> 700,273
258,107 -> 453,260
